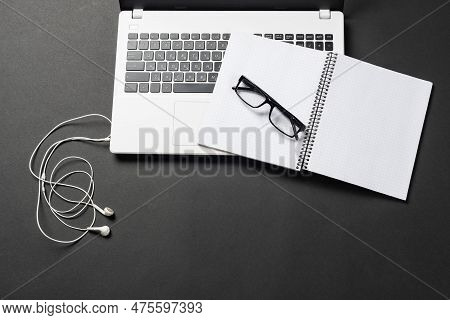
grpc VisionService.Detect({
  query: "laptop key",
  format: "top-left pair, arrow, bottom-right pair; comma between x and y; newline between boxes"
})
214,62 -> 222,72
150,41 -> 160,50
155,51 -> 165,60
143,51 -> 154,60
275,34 -> 283,40
150,33 -> 159,40
173,83 -> 215,93
206,41 -> 216,50
191,33 -> 200,40
212,33 -> 221,40
126,61 -> 145,71
126,72 -> 150,82
306,41 -> 314,49
139,41 -> 149,50
169,62 -> 179,71
315,42 -> 324,50
325,42 -> 334,51
140,33 -> 149,39
166,51 -> 176,61
208,73 -> 218,82
197,72 -> 207,82
170,33 -> 179,40
128,33 -> 138,40
212,51 -> 222,61
315,34 -> 324,40
162,83 -> 172,93
146,62 -> 156,71
180,62 -> 190,71
139,83 -> 149,93
218,41 -> 228,50
161,41 -> 171,50
172,41 -> 183,50
195,41 -> 205,50
127,41 -> 137,50
191,62 -> 202,71
296,41 -> 305,47
201,33 -> 210,40
124,83 -> 137,92
296,34 -> 304,40
157,62 -> 167,71
181,33 -> 190,40
160,33 -> 169,40
151,72 -> 161,82
264,34 -> 273,39
162,72 -> 172,82
178,51 -> 188,61
306,34 -> 314,40
127,51 -> 142,60
184,41 -> 194,50
203,62 -> 213,71
222,33 -> 231,40
174,72 -> 184,82
325,34 -> 333,40
200,51 -> 211,61
185,73 -> 195,82
150,83 -> 160,93
285,34 -> 294,40
189,51 -> 199,61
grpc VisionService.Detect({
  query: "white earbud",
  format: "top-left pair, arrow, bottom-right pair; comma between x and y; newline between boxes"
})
93,204 -> 115,217
103,207 -> 115,216
87,226 -> 111,237
28,114 -> 114,244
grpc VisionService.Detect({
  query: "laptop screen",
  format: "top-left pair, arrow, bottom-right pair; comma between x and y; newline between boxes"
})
119,0 -> 344,11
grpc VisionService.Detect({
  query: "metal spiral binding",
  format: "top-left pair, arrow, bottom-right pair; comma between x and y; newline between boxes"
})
296,52 -> 338,171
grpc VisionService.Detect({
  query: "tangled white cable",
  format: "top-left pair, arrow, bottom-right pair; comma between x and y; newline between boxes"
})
28,114 -> 114,244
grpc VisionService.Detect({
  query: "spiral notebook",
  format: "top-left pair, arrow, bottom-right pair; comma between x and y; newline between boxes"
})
199,33 -> 432,200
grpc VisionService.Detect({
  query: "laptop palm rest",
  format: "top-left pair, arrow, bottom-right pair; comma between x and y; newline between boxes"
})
173,101 -> 209,146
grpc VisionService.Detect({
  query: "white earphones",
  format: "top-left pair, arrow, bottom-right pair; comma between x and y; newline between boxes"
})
87,226 -> 111,237
92,204 -> 115,217
28,114 -> 114,244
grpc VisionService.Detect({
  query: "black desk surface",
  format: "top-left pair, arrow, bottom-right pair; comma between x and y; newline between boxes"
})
1,0 -> 449,299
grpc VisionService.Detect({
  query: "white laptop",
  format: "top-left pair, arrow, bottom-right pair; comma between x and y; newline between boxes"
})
110,0 -> 345,154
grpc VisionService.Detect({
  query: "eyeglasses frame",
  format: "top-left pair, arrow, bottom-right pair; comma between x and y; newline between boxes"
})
232,75 -> 305,140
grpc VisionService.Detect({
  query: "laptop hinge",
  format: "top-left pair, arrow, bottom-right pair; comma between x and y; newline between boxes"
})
319,9 -> 331,19
132,9 -> 143,19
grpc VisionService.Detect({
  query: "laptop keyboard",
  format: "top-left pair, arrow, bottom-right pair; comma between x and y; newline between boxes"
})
124,32 -> 334,93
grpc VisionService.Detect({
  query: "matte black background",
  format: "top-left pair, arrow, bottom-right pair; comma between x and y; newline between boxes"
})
0,0 -> 449,299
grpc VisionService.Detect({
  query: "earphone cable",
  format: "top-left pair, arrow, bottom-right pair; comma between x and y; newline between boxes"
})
29,114 -> 112,244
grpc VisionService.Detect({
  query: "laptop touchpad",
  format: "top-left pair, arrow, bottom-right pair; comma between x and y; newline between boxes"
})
173,101 -> 209,146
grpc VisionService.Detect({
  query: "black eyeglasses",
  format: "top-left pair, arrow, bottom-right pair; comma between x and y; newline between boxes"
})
232,75 -> 305,140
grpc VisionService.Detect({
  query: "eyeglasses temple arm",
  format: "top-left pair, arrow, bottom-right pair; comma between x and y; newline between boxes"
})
291,121 -> 299,140
232,86 -> 256,91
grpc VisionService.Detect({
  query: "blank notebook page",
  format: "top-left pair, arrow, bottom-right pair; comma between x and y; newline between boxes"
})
307,55 -> 432,200
200,33 -> 327,170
